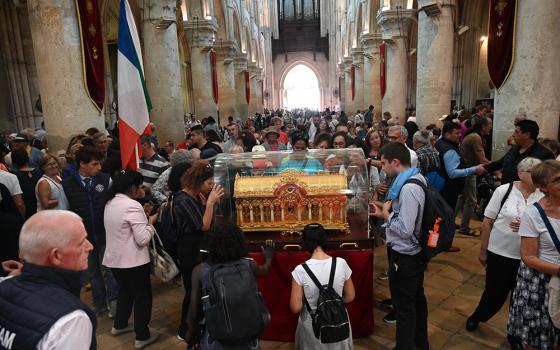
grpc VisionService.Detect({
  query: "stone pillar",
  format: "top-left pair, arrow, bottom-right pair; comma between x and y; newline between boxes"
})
416,0 -> 455,128
337,63 -> 346,112
143,1 -> 185,143
215,41 -> 237,124
351,48 -> 364,114
27,0 -> 104,151
361,33 -> 382,121
343,57 -> 354,115
255,71 -> 264,114
492,0 -> 560,159
377,9 -> 415,123
248,63 -> 259,117
234,56 -> 249,120
185,19 -> 218,120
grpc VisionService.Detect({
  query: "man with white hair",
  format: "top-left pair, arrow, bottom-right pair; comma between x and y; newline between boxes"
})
0,210 -> 96,350
387,125 -> 418,168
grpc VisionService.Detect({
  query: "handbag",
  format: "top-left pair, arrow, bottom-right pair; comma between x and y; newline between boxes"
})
534,202 -> 560,328
149,226 -> 180,282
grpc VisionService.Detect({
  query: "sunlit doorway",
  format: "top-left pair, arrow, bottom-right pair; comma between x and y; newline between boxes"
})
283,64 -> 320,110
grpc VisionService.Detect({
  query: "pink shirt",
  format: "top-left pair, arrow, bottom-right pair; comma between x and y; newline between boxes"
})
103,194 -> 154,268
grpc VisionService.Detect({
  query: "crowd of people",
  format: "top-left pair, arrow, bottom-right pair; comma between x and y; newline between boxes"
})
0,104 -> 559,350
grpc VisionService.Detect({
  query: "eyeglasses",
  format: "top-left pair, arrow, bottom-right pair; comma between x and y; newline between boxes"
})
46,162 -> 58,167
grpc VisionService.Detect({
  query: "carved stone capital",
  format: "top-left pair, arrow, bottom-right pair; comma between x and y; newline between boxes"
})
376,9 -> 416,41
234,55 -> 248,72
184,19 -> 218,51
342,57 -> 353,72
351,48 -> 364,66
214,40 -> 238,63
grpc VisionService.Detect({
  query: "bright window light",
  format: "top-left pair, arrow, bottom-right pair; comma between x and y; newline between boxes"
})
283,65 -> 320,110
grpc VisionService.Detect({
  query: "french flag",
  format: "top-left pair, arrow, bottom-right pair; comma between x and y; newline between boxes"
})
117,0 -> 151,170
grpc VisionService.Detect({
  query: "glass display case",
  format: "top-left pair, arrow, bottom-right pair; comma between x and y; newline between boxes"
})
213,148 -> 370,238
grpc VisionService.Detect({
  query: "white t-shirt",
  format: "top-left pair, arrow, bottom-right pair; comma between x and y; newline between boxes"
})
292,257 -> 352,310
0,170 -> 23,196
519,204 -> 560,264
484,183 -> 544,259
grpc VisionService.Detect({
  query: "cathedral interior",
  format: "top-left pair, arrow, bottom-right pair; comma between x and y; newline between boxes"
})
1,1 -> 560,349
0,0 -> 558,156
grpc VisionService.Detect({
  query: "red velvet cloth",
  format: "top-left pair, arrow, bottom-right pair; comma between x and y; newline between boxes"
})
75,0 -> 105,112
249,250 -> 373,342
488,0 -> 516,89
380,41 -> 386,99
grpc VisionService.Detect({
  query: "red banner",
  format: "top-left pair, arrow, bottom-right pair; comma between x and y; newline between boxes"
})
75,0 -> 105,112
380,41 -> 386,99
488,0 -> 517,90
211,49 -> 218,104
351,65 -> 355,101
245,70 -> 250,104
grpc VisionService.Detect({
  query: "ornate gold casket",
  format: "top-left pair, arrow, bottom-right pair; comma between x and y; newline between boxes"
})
233,169 -> 350,233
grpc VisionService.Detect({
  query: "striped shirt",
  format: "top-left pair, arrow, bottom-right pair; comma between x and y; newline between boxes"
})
139,153 -> 170,189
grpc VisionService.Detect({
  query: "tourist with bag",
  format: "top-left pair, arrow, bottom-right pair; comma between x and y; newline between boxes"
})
370,142 -> 429,350
185,221 -> 274,350
290,223 -> 355,350
507,160 -> 560,350
466,158 -> 543,340
103,170 -> 159,349
174,161 -> 224,340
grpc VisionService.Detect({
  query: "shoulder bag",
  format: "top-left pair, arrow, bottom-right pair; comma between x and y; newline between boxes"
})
534,202 -> 560,328
149,226 -> 180,282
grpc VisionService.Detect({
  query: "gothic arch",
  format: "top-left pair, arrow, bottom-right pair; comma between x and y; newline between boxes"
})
276,56 -> 327,108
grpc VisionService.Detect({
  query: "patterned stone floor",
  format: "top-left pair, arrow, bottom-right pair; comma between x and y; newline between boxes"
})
91,221 -> 512,349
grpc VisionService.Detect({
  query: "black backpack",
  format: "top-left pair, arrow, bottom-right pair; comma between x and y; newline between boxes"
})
157,194 -> 178,259
302,258 -> 350,343
202,259 -> 270,345
404,178 -> 455,260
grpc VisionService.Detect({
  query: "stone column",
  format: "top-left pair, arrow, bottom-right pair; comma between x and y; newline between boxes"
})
361,33 -> 382,121
215,41 -> 238,124
234,56 -> 249,120
351,48 -> 364,114
143,1 -> 185,143
27,0 -> 104,151
185,19 -> 218,120
377,9 -> 415,123
492,0 -> 560,159
416,0 -> 455,128
255,75 -> 264,114
343,57 -> 354,115
248,63 -> 259,117
337,63 -> 346,112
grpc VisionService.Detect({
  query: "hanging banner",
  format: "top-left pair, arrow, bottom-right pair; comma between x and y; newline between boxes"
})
211,49 -> 218,104
380,41 -> 386,99
245,71 -> 250,104
351,65 -> 355,101
488,0 -> 517,90
75,0 -> 106,112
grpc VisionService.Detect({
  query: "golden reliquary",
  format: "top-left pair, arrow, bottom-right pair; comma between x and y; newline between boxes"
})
233,169 -> 350,234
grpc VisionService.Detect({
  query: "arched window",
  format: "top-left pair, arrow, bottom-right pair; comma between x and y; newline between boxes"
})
283,64 -> 320,110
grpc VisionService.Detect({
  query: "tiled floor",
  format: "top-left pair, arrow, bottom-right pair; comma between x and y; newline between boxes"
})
92,221 -> 512,349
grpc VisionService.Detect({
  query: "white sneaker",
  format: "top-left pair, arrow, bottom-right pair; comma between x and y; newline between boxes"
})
111,324 -> 134,336
135,333 -> 160,349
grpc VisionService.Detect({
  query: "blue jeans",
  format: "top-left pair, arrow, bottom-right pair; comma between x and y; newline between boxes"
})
87,243 -> 119,312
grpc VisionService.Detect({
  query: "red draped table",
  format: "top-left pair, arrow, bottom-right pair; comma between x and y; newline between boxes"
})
249,249 -> 374,341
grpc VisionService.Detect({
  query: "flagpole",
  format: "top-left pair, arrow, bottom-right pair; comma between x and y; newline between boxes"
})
134,143 -> 140,170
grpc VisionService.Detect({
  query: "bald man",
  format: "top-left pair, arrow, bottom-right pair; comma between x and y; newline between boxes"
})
0,210 -> 96,350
